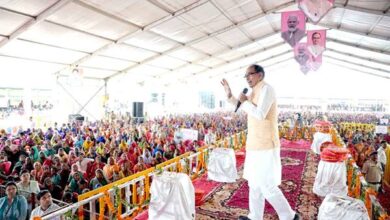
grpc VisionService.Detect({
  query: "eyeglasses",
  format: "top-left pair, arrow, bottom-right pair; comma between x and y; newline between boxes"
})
244,72 -> 258,78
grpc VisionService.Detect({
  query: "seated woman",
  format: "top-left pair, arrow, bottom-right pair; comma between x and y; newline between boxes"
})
89,169 -> 108,190
103,157 -> 118,182
133,156 -> 147,174
17,169 -> 40,213
0,181 -> 28,220
67,172 -> 84,194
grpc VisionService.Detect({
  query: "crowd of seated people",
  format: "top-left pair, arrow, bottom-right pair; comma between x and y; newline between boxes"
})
277,103 -> 387,113
277,112 -> 390,141
278,104 -> 322,111
327,103 -> 387,112
0,111 -> 247,217
0,109 -> 388,219
338,123 -> 389,194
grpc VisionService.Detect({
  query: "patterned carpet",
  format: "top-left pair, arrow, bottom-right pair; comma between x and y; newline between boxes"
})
195,146 -> 323,220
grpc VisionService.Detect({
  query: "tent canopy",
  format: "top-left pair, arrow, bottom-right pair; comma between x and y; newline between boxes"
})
0,0 -> 389,86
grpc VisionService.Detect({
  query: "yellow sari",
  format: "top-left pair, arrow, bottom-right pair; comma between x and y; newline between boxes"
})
384,146 -> 390,187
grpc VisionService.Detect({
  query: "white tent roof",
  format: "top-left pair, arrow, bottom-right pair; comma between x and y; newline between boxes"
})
0,0 -> 389,84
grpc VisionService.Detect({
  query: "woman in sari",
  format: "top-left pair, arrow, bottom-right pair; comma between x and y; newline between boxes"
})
0,181 -> 28,220
89,169 -> 108,190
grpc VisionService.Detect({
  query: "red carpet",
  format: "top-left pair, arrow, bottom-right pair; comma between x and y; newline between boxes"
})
280,138 -> 311,150
377,184 -> 390,213
136,140 -> 320,220
192,149 -> 246,202
135,150 -> 246,220
196,145 -> 322,219
225,150 -> 307,213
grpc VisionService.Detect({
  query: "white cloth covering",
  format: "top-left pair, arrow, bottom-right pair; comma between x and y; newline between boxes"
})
149,172 -> 195,220
207,148 -> 238,183
313,161 -> 348,197
318,194 -> 369,220
311,132 -> 332,154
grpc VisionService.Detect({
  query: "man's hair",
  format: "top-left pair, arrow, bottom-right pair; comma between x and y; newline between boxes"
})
250,64 -> 265,77
312,32 -> 321,38
288,15 -> 298,21
37,190 -> 50,200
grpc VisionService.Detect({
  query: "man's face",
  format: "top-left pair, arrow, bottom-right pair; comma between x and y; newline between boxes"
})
40,193 -> 52,208
287,16 -> 298,32
371,154 -> 378,162
312,33 -> 321,45
245,66 -> 262,88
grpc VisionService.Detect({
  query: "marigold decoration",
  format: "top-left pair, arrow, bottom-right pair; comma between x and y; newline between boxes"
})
364,187 -> 377,218
355,173 -> 362,198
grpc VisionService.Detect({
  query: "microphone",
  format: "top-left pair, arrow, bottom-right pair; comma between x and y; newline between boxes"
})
235,88 -> 248,112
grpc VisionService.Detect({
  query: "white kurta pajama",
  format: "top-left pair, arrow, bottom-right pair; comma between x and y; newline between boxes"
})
229,81 -> 295,220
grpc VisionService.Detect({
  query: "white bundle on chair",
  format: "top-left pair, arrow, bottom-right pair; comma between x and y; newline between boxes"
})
149,172 -> 195,220
313,161 -> 348,197
318,194 -> 369,220
207,148 -> 238,183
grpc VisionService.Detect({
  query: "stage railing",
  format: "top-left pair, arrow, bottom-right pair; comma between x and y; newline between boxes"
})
33,131 -> 246,220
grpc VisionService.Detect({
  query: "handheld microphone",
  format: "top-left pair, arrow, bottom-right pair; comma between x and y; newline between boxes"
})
235,88 -> 248,112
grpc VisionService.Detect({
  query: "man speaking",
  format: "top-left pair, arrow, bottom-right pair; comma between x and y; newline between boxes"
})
221,64 -> 301,220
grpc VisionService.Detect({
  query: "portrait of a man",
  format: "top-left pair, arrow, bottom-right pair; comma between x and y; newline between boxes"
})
294,43 -> 310,66
281,11 -> 306,47
307,31 -> 325,57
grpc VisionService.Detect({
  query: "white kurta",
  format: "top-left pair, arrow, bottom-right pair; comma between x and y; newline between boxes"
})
207,148 -> 238,183
311,132 -> 332,154
30,203 -> 61,220
229,81 -> 295,220
231,83 -> 281,187
149,172 -> 195,220
243,148 -> 282,188
378,146 -> 387,167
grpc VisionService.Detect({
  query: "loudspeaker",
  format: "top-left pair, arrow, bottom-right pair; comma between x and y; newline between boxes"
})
132,102 -> 144,118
